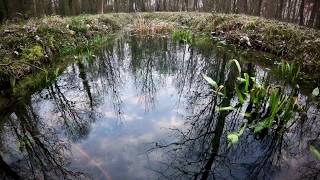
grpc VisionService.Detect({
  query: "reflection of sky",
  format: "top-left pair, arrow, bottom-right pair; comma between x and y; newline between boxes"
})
65,71 -> 185,179
4,37 -> 319,180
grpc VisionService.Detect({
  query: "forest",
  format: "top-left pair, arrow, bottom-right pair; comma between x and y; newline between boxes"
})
0,0 -> 320,28
0,0 -> 319,180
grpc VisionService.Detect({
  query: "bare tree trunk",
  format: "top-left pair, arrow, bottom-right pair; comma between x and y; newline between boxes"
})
257,0 -> 263,16
155,0 -> 160,11
316,10 -> 320,28
113,0 -> 118,12
308,0 -> 319,27
292,0 -> 298,22
32,0 -> 37,16
184,0 -> 188,11
129,0 -> 134,12
0,0 -> 9,21
193,0 -> 198,10
278,0 -> 284,19
99,0 -> 104,13
237,0 -> 248,13
286,0 -> 292,21
299,0 -> 305,25
233,0 -> 237,13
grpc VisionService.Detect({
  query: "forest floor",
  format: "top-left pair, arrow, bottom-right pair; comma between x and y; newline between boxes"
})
0,12 -> 320,88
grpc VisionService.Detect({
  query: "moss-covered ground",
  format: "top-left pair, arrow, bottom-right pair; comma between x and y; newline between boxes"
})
0,12 -> 319,90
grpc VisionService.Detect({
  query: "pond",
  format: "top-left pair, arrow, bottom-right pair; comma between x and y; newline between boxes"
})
0,34 -> 319,180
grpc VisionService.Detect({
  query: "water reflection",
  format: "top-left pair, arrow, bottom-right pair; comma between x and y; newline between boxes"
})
0,35 -> 319,179
146,46 -> 320,179
0,101 -> 86,179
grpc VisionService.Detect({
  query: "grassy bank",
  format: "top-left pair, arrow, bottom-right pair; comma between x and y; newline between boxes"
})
1,12 -> 320,90
136,13 -> 320,76
0,13 -> 132,90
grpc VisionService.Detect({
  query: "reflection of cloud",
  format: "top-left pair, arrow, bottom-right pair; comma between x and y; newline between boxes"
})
101,111 -> 118,119
71,132 -> 160,179
98,133 -> 155,149
72,144 -> 112,180
122,114 -> 143,123
122,95 -> 141,106
98,108 -> 144,123
153,116 -> 184,129
69,109 -> 182,179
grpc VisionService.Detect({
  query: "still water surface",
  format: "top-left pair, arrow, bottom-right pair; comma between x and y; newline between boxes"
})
0,35 -> 319,180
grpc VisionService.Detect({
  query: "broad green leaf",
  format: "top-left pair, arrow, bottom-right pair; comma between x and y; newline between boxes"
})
228,59 -> 242,75
216,106 -> 235,112
235,86 -> 245,104
241,113 -> 251,118
310,145 -> 320,160
253,117 -> 273,133
202,74 -> 218,89
227,124 -> 247,147
227,133 -> 239,145
212,91 -> 225,96
253,122 -> 266,133
243,73 -> 250,92
312,87 -> 319,97
237,77 -> 246,82
238,123 -> 247,136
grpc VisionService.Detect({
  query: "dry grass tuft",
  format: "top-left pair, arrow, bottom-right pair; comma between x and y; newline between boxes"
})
132,16 -> 174,35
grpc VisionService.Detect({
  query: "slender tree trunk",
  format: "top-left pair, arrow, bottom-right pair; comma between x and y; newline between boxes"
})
0,0 -> 8,21
32,0 -> 37,16
193,0 -> 198,10
129,0 -> 134,12
287,0 -> 292,21
163,0 -> 167,11
113,0 -> 118,12
184,0 -> 188,11
157,0 -> 161,11
243,0 -> 248,13
292,0 -> 298,22
257,0 -> 263,16
308,0 -> 319,27
299,0 -> 305,25
238,0 -> 248,13
316,10 -> 320,28
278,0 -> 284,19
233,0 -> 237,13
100,0 -> 104,13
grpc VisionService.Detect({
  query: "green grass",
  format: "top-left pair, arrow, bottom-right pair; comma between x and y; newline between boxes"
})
172,29 -> 193,44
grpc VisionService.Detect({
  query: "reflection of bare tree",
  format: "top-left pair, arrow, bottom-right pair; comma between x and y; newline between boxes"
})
0,154 -> 21,180
147,43 -> 320,179
0,101 -> 86,179
87,40 -> 124,119
48,82 -> 94,142
130,36 -> 160,110
78,60 -> 94,108
146,51 -> 237,179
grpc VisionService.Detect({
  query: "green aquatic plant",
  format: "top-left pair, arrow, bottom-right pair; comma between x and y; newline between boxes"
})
227,123 -> 247,147
276,61 -> 300,83
203,74 -> 224,96
228,59 -> 242,75
253,86 -> 299,133
310,145 -> 320,160
172,30 -> 193,44
249,81 -> 267,109
203,59 -> 300,146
